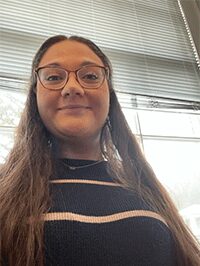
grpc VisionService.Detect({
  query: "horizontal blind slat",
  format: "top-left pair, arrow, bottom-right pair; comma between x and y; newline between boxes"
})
0,0 -> 200,105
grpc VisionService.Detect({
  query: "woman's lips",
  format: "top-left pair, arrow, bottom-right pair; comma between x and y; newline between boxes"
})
57,105 -> 91,114
58,105 -> 90,110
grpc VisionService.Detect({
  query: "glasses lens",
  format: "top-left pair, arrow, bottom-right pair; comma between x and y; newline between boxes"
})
77,66 -> 105,88
38,67 -> 67,89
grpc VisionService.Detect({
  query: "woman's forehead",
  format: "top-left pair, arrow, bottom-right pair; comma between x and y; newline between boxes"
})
38,40 -> 103,68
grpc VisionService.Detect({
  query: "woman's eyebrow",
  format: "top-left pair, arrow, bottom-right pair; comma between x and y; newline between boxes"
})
42,61 -> 98,68
80,60 -> 97,67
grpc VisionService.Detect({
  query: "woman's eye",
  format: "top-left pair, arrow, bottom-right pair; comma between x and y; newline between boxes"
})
46,75 -> 63,81
83,73 -> 98,80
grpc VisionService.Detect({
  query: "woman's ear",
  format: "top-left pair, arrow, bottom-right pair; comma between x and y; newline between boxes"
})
33,86 -> 37,94
32,74 -> 37,94
31,69 -> 38,94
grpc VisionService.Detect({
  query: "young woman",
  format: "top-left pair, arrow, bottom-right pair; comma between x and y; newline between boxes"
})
0,35 -> 200,266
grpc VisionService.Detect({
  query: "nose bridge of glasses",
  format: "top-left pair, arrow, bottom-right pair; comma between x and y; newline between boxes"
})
61,70 -> 85,95
65,69 -> 80,85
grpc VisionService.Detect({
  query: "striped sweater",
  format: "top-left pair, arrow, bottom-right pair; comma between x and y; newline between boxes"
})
44,158 -> 176,266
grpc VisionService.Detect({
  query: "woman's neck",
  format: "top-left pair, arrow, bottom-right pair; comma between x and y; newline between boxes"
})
57,136 -> 103,161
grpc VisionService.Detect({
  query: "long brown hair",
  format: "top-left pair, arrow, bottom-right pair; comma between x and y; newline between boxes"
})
0,35 -> 200,266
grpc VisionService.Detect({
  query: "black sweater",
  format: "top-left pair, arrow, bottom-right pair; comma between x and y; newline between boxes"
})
44,159 -> 176,266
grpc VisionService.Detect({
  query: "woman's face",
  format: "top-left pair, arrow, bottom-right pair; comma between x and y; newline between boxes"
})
36,40 -> 110,143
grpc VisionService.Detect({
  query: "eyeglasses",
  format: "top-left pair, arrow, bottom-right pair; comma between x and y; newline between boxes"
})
35,65 -> 109,90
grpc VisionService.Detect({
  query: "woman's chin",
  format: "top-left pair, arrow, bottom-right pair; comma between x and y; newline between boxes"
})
57,125 -> 95,139
48,116 -> 102,140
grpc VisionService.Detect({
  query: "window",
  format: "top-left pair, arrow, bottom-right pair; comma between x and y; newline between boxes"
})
0,0 -> 200,238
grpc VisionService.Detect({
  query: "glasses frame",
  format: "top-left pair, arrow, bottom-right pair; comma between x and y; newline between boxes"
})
34,64 -> 109,90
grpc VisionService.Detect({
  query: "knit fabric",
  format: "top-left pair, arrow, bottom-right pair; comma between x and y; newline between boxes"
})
44,159 -> 176,266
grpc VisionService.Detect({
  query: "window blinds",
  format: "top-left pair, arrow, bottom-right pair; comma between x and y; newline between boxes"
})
0,0 -> 200,109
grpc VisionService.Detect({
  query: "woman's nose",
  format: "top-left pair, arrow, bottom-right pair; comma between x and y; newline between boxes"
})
61,72 -> 85,97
